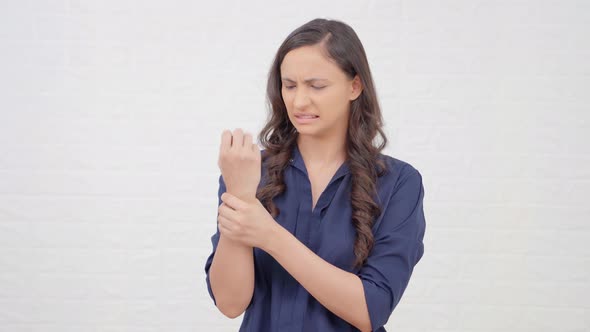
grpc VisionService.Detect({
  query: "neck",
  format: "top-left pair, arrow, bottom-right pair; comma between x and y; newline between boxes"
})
296,133 -> 347,169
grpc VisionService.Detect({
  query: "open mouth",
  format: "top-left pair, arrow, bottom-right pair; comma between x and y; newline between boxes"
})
294,114 -> 319,124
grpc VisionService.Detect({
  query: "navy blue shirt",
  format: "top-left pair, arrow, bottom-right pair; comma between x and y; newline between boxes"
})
205,143 -> 426,331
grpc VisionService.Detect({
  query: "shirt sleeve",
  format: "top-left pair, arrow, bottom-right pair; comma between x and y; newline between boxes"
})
203,174 -> 226,305
357,165 -> 426,331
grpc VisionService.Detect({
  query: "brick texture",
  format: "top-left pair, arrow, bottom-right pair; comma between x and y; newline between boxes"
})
1,1 -> 589,331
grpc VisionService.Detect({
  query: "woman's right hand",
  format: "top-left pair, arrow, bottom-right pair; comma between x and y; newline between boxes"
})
217,128 -> 261,202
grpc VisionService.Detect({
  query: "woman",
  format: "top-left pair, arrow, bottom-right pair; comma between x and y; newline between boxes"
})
204,18 -> 426,332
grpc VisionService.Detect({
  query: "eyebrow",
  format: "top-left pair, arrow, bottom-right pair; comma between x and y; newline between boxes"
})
281,77 -> 330,84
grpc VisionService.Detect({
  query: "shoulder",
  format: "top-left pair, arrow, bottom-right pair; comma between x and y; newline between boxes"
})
371,153 -> 426,235
376,152 -> 423,194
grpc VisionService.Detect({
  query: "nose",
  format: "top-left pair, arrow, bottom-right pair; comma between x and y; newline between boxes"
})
293,87 -> 311,110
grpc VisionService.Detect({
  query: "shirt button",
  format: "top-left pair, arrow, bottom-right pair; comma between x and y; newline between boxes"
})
289,159 -> 294,163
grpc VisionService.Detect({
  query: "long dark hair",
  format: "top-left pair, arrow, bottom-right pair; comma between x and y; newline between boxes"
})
256,18 -> 388,269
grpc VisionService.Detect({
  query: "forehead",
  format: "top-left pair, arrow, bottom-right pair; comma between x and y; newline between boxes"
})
280,45 -> 346,80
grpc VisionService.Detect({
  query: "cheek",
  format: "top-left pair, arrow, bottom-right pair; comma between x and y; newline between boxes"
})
281,90 -> 293,106
321,90 -> 349,112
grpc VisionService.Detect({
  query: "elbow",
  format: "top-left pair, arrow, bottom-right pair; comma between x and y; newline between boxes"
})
214,297 -> 250,319
354,320 -> 372,332
209,281 -> 253,319
221,308 -> 244,319
216,303 -> 245,319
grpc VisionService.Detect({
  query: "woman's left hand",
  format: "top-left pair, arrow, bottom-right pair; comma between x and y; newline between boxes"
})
217,192 -> 279,250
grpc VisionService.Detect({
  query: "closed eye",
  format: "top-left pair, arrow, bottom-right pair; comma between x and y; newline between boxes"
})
283,86 -> 326,90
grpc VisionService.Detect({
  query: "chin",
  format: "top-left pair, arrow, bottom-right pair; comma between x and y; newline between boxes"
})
294,127 -> 322,137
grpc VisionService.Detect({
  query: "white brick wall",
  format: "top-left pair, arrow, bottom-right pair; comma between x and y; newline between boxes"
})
1,1 -> 588,331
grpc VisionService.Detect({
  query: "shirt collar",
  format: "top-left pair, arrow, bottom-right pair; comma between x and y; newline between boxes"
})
289,143 -> 350,179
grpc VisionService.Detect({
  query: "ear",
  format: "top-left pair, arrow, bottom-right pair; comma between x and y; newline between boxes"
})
349,75 -> 363,101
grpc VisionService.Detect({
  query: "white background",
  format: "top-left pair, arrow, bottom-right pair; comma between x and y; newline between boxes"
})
1,1 -> 589,331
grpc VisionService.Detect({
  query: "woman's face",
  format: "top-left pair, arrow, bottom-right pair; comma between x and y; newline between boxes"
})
280,44 -> 362,140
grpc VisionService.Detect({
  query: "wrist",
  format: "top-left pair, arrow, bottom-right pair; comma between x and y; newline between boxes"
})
263,222 -> 286,255
227,189 -> 257,203
220,232 -> 252,249
241,195 -> 259,204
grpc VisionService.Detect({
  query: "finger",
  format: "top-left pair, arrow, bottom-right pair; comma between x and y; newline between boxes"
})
218,220 -> 234,240
220,192 -> 245,211
220,130 -> 232,153
218,214 -> 235,233
243,132 -> 253,149
218,201 -> 240,220
251,143 -> 260,154
231,128 -> 244,150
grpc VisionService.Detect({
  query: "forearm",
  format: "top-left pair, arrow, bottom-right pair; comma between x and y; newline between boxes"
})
209,234 -> 254,318
265,225 -> 372,331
